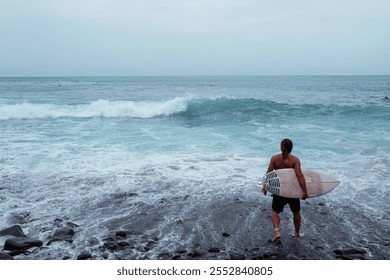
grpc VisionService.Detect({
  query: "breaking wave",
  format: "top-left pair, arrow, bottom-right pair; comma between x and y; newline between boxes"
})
0,97 -> 188,120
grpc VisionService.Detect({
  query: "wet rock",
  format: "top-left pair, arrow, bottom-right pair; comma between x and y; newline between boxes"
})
0,253 -> 14,260
348,254 -> 365,260
47,226 -> 75,245
77,252 -> 92,260
208,247 -> 220,253
263,252 -> 278,260
157,252 -> 172,260
143,246 -> 151,251
251,254 -> 264,260
188,249 -> 204,258
102,236 -> 115,242
53,218 -> 63,225
175,248 -> 187,254
334,247 -> 367,260
267,239 -> 282,245
0,225 -> 27,237
285,253 -> 300,260
87,237 -> 100,246
103,241 -> 120,251
171,254 -> 183,260
53,227 -> 75,238
101,252 -> 109,259
46,237 -> 73,245
333,247 -> 366,256
112,192 -> 138,199
118,241 -> 133,248
115,231 -> 127,238
153,237 -> 159,242
146,240 -> 156,248
230,252 -> 246,260
107,244 -> 120,251
222,232 -> 230,237
103,240 -> 116,247
336,254 -> 354,260
3,237 -> 43,251
66,222 -> 80,228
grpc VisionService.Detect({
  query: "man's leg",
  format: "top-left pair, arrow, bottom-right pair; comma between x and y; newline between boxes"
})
293,211 -> 301,239
271,211 -> 281,242
289,198 -> 301,239
271,196 -> 285,242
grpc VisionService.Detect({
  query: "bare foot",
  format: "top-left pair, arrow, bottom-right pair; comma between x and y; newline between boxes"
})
294,232 -> 300,239
271,228 -> 281,243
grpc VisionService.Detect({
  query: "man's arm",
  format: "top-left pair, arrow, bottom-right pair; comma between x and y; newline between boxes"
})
294,159 -> 308,199
262,157 -> 275,195
266,158 -> 275,173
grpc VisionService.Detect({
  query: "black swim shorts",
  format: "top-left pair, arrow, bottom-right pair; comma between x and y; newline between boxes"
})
272,195 -> 300,214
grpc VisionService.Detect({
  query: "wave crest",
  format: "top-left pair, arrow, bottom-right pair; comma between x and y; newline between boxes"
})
0,97 -> 189,120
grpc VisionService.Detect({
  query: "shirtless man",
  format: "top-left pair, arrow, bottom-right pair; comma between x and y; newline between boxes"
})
262,139 -> 308,242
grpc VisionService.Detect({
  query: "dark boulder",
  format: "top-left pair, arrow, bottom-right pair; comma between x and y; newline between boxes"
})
334,247 -> 367,260
3,237 -> 43,251
53,226 -> 75,238
333,247 -> 366,256
47,226 -> 76,245
0,225 -> 27,237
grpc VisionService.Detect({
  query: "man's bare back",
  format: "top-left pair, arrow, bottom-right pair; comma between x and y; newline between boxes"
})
267,153 -> 301,171
265,153 -> 308,200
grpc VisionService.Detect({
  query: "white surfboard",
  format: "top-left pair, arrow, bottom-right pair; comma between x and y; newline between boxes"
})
262,168 -> 340,198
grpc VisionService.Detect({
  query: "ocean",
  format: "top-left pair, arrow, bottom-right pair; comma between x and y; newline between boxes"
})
0,76 -> 389,260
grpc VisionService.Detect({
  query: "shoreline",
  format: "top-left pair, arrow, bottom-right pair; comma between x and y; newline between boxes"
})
1,191 -> 389,260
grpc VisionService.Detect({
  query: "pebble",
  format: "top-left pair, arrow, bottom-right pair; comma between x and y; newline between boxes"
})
230,252 -> 246,260
188,249 -> 204,258
115,231 -> 127,238
208,247 -> 220,253
285,253 -> 300,260
77,252 -> 92,260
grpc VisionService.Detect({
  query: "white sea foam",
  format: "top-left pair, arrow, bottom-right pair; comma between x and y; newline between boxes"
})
0,97 -> 189,119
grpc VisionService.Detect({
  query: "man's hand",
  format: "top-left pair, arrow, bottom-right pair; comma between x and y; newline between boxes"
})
301,191 -> 308,200
261,187 -> 267,196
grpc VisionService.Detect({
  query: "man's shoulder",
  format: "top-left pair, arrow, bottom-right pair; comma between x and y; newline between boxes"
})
290,154 -> 301,161
271,154 -> 283,160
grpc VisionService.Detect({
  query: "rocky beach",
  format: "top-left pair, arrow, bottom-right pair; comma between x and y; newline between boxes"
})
1,188 -> 389,260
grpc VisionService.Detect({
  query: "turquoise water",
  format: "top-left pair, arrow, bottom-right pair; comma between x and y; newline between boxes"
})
0,76 -> 389,259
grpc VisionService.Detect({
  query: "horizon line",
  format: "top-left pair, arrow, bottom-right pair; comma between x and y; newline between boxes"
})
1,74 -> 390,78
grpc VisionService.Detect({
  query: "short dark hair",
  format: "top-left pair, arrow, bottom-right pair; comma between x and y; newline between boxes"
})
281,139 -> 293,158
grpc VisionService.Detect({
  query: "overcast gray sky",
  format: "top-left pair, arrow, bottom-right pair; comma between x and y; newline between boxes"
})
1,0 -> 389,76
